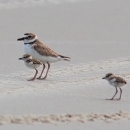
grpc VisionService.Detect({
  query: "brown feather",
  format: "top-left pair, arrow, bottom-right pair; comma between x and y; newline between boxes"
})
33,40 -> 69,59
26,59 -> 42,65
115,76 -> 127,84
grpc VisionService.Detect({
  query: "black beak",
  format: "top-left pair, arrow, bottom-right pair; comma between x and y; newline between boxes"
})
17,37 -> 25,41
102,77 -> 105,79
19,58 -> 23,60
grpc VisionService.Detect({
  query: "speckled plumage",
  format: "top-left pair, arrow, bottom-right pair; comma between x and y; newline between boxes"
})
102,73 -> 127,100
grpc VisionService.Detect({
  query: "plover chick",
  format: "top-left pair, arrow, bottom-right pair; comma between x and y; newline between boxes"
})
17,33 -> 70,80
102,73 -> 127,100
19,54 -> 42,81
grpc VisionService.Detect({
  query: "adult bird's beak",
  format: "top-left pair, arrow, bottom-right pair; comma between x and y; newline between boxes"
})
19,58 -> 23,60
102,77 -> 105,79
17,37 -> 25,41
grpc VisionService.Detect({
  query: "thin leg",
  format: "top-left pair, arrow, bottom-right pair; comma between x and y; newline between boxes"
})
37,63 -> 45,79
105,87 -> 118,100
118,88 -> 122,100
40,62 -> 50,80
28,69 -> 38,81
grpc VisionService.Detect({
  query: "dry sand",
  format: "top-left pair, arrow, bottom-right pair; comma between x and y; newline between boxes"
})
0,0 -> 130,129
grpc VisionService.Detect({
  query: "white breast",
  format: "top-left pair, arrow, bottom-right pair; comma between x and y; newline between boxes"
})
108,81 -> 116,87
24,44 -> 33,55
110,78 -> 116,82
24,61 -> 40,69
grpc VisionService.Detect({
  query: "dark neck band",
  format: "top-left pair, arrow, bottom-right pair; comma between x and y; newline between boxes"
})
24,40 -> 36,45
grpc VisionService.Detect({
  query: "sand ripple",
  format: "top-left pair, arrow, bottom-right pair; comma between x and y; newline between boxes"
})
0,111 -> 129,125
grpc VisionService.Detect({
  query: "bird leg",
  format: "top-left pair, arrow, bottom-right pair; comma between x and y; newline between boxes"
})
28,69 -> 38,81
40,62 -> 50,80
105,87 -> 118,100
37,63 -> 45,79
117,88 -> 122,100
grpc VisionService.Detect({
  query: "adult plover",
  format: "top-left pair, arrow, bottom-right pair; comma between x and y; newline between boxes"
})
17,33 -> 70,80
19,54 -> 42,81
102,73 -> 127,100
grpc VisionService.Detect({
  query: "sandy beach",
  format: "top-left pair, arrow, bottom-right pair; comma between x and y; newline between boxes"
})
0,0 -> 130,129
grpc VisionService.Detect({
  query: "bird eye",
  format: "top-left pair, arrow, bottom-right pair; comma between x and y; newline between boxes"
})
28,36 -> 31,38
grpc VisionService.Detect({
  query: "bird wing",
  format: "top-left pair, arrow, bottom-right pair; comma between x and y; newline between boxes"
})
26,59 -> 42,65
33,41 -> 58,57
115,76 -> 127,84
32,59 -> 42,65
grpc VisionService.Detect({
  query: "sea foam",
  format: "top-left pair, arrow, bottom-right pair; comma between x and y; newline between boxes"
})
0,0 -> 89,9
